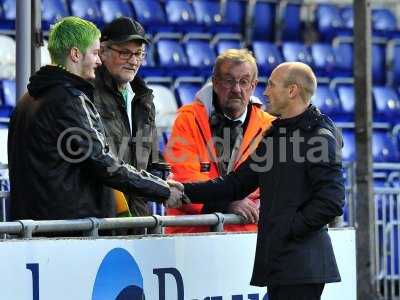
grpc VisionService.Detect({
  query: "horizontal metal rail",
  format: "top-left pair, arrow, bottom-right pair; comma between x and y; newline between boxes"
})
0,213 -> 251,238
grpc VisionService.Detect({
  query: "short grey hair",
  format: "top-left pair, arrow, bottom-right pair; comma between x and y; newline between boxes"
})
213,48 -> 258,80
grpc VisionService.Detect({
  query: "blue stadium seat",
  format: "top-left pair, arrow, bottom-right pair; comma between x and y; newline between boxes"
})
372,8 -> 399,38
1,79 -> 15,107
155,33 -> 194,77
341,129 -> 355,162
212,34 -> 242,55
373,86 -> 400,123
281,42 -> 313,65
148,84 -> 178,129
138,42 -> 165,77
333,39 -> 353,77
251,0 -> 276,41
224,0 -> 246,35
100,0 -> 134,24
252,41 -> 283,77
336,84 -> 354,121
315,4 -> 344,41
0,34 -> 16,79
174,77 -> 204,107
339,6 -> 354,37
144,76 -> 173,89
334,37 -> 387,85
0,106 -> 11,118
279,2 -> 302,41
184,34 -> 216,77
192,0 -> 232,33
253,79 -> 266,107
372,42 -> 386,85
372,129 -> 399,162
158,130 -> 170,155
312,83 -> 343,120
68,0 -> 103,27
130,0 -> 172,34
0,0 -> 15,29
387,39 -> 400,86
41,0 -> 69,30
311,43 -> 336,77
164,0 -> 202,33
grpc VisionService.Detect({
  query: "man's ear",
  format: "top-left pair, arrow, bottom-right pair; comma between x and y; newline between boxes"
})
288,83 -> 299,99
251,78 -> 258,90
99,42 -> 107,59
69,47 -> 81,63
211,75 -> 217,86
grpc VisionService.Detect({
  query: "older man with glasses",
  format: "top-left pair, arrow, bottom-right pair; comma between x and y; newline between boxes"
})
92,17 -> 158,232
164,49 -> 275,233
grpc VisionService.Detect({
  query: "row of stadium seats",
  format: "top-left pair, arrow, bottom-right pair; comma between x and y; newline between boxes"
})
2,74 -> 400,126
146,76 -> 400,124
0,0 -> 281,40
136,34 -> 400,85
3,30 -> 400,89
341,126 -> 400,163
143,80 -> 400,163
0,74 -> 399,117
316,4 -> 400,41
1,0 -> 400,42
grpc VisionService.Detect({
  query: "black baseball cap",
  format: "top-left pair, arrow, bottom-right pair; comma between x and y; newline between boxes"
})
101,17 -> 150,45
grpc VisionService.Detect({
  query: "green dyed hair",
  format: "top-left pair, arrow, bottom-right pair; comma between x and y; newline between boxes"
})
48,16 -> 101,66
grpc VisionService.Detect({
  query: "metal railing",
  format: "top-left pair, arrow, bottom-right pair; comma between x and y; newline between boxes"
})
342,162 -> 400,299
0,212 -> 250,238
343,161 -> 357,227
375,186 -> 400,300
0,166 -> 9,223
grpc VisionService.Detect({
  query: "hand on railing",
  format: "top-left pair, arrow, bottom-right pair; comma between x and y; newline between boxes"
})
228,197 -> 259,224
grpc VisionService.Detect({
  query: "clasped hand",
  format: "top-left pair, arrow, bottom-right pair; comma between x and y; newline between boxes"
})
165,180 -> 190,208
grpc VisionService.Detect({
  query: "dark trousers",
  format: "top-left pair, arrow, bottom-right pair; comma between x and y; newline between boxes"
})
267,283 -> 325,300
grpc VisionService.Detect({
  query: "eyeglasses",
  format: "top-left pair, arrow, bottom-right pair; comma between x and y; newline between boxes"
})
107,46 -> 146,61
216,76 -> 253,89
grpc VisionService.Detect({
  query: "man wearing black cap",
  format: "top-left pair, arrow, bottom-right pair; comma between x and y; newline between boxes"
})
92,17 -> 157,228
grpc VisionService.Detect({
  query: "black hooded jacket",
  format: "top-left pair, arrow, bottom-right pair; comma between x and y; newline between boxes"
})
8,65 -> 170,220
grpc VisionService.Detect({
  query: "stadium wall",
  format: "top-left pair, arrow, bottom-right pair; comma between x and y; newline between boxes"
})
0,229 -> 356,300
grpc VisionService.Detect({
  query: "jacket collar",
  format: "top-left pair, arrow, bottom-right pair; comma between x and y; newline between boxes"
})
272,104 -> 323,131
95,65 -> 132,109
96,65 -> 121,92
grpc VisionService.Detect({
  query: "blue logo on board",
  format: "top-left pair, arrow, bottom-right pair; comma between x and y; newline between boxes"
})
91,248 -> 145,300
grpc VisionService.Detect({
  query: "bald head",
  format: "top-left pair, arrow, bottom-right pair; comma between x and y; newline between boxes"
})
275,62 -> 317,103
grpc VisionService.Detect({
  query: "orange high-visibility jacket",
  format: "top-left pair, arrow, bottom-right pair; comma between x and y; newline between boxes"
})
164,83 -> 275,233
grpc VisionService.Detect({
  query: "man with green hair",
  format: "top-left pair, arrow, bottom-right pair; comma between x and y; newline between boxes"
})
8,16 -> 183,224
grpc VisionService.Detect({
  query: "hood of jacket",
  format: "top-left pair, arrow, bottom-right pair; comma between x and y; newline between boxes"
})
28,65 -> 94,99
194,82 -> 263,116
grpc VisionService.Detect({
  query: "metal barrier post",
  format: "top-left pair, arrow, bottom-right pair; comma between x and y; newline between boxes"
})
211,213 -> 225,232
149,215 -> 163,234
0,191 -> 9,223
84,217 -> 100,237
0,165 -> 10,223
18,220 -> 35,238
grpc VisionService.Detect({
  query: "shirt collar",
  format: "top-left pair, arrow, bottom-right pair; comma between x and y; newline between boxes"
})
120,83 -> 135,103
224,106 -> 248,124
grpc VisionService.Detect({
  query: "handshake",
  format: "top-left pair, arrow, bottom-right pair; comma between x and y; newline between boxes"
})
165,180 -> 191,208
